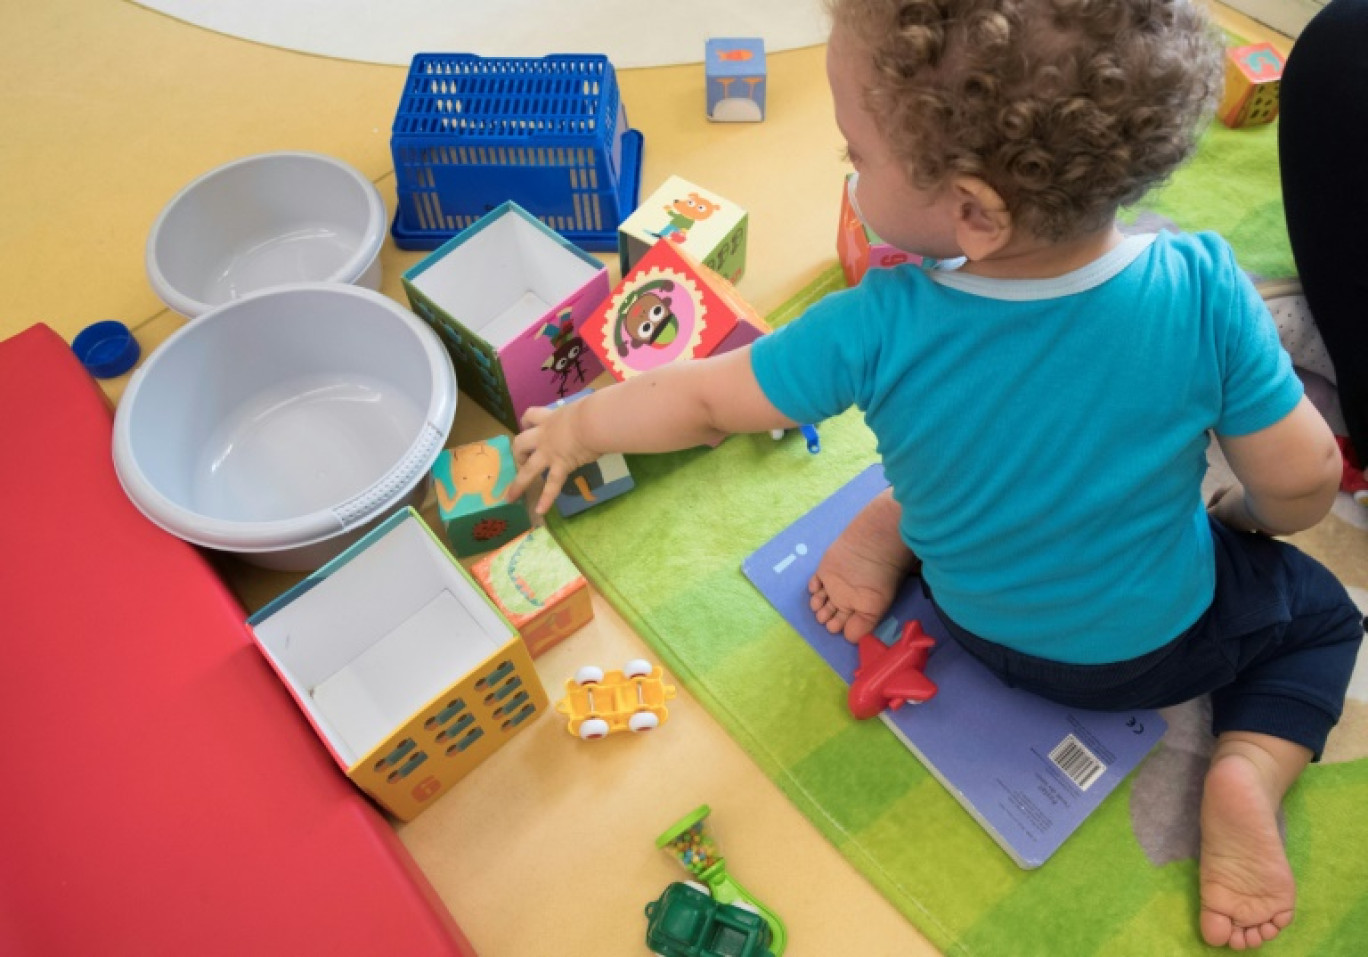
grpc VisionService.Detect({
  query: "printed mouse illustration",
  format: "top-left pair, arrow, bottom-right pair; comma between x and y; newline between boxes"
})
613,279 -> 679,356
651,192 -> 720,243
436,442 -> 504,510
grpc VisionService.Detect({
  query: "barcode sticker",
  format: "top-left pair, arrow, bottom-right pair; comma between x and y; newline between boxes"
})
1049,733 -> 1106,791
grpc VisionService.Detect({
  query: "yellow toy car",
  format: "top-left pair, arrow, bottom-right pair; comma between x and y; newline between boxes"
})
556,659 -> 677,740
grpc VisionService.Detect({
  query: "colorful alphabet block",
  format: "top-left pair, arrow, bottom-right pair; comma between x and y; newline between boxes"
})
618,175 -> 748,283
431,434 -> 531,557
582,238 -> 764,383
1218,42 -> 1285,128
712,312 -> 770,356
403,201 -> 610,432
706,37 -> 766,123
471,528 -> 594,658
547,389 -> 635,517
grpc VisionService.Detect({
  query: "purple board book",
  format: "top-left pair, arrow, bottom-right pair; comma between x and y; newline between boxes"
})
742,464 -> 1167,868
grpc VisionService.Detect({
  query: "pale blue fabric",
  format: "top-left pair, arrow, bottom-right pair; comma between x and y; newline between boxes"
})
751,232 -> 1303,664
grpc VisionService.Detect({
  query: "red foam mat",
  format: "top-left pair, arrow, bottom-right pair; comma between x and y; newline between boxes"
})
0,324 -> 474,956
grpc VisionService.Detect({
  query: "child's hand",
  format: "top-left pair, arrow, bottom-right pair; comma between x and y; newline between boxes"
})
506,402 -> 601,516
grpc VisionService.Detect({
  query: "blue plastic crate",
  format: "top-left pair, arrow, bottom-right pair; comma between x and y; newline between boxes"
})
390,53 -> 644,252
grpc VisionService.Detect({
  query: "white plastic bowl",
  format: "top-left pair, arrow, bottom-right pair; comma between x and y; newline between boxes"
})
146,151 -> 387,318
113,283 -> 457,570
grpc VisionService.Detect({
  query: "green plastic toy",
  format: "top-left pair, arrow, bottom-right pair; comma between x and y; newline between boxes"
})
644,881 -> 773,957
655,805 -> 787,955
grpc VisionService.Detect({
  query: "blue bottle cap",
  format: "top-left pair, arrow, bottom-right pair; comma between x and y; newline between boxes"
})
72,320 -> 140,378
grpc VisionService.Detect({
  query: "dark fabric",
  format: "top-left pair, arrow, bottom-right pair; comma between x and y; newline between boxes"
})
1280,0 -> 1368,459
934,518 -> 1364,758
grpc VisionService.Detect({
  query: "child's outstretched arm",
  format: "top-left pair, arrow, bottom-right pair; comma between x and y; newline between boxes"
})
506,345 -> 797,514
1211,396 -> 1342,535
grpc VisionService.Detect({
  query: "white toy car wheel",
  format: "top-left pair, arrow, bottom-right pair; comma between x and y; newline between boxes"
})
684,880 -> 710,896
628,711 -> 659,733
578,718 -> 611,740
731,901 -> 760,915
574,665 -> 605,686
623,658 -> 653,679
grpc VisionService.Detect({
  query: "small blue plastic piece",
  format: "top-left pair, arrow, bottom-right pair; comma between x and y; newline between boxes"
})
72,321 -> 139,378
800,423 -> 820,454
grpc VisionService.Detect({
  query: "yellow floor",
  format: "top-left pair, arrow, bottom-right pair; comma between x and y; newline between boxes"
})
0,2 -> 1289,954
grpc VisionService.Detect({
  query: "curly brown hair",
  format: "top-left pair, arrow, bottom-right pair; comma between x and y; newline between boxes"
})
828,0 -> 1224,241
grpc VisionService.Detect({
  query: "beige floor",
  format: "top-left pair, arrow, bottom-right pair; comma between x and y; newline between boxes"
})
1,2 -> 1289,954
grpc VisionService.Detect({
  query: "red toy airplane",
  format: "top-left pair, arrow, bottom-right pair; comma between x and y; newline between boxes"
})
848,619 -> 939,720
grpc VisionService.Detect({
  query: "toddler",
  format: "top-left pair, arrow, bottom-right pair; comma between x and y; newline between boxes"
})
506,0 -> 1364,947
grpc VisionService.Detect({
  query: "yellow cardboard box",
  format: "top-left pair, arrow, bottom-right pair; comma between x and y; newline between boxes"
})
249,508 -> 547,821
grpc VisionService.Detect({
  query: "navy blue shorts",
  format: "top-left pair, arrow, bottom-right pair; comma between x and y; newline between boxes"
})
933,518 -> 1365,758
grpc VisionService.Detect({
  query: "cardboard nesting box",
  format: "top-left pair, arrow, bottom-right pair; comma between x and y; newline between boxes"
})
402,201 -> 612,432
618,176 -> 747,283
546,389 -> 634,517
837,173 -> 926,286
705,37 -> 767,122
248,508 -> 547,821
471,528 -> 593,658
431,434 -> 532,557
1217,42 -> 1285,128
582,239 -> 763,383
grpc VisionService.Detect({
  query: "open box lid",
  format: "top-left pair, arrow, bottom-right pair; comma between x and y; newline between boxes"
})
403,200 -> 606,349
248,508 -> 518,769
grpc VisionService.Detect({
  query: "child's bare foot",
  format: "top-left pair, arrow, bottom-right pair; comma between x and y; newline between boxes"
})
1199,735 -> 1309,949
809,488 -> 920,642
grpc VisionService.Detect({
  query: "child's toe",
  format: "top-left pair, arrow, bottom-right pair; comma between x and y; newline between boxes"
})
1200,907 -> 1234,948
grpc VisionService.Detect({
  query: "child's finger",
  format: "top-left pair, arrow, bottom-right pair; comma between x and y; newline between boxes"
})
504,454 -> 541,503
520,406 -> 550,431
510,428 -> 538,466
535,466 -> 566,516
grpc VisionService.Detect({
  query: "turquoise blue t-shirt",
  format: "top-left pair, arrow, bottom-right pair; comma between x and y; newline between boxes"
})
751,232 -> 1302,664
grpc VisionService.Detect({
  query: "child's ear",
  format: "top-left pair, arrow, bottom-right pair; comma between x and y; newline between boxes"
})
948,176 -> 1013,260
